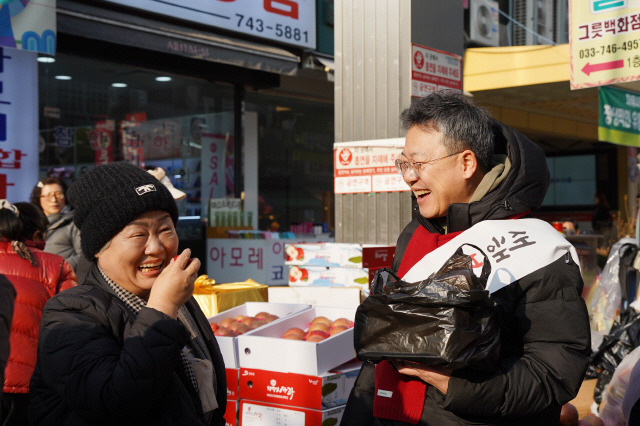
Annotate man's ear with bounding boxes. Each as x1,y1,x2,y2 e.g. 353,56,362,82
460,150,479,179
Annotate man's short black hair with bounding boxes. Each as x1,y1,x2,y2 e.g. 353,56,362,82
400,91,496,173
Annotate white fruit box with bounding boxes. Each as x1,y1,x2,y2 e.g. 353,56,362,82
288,265,369,289
208,302,311,368
236,306,357,376
239,400,345,426
268,286,366,310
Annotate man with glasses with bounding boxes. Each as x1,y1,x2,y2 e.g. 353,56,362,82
342,92,591,425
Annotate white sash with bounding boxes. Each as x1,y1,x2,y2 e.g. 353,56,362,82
401,218,580,294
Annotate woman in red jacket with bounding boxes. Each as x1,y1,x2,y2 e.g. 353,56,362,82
0,200,76,425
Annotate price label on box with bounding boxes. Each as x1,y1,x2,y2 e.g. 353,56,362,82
206,239,288,285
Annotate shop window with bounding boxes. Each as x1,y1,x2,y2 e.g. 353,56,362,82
245,92,334,234
543,154,597,206
38,53,234,217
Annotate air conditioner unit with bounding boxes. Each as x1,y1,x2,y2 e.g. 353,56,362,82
533,0,555,44
512,0,559,45
470,0,500,47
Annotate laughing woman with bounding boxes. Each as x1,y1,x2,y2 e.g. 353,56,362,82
29,162,227,426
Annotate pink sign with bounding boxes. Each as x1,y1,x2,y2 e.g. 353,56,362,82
411,43,462,97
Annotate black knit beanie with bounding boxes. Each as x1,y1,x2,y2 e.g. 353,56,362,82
67,161,179,259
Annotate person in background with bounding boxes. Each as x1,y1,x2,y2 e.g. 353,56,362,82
0,200,76,426
29,162,227,425
0,275,15,420
341,92,591,425
29,177,84,274
562,218,579,236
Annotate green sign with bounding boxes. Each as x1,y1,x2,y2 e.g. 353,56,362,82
599,85,640,147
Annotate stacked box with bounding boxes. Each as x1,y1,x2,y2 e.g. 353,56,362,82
239,361,361,410
284,243,364,267
239,400,346,426
285,243,395,291
224,400,238,426
287,265,369,290
226,368,239,401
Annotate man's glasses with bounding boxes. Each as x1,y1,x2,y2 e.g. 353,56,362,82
395,151,463,178
40,192,64,201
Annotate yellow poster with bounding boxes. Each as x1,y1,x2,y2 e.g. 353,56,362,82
570,0,640,89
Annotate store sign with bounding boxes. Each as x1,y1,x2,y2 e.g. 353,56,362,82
411,44,462,97
569,0,640,89
202,132,230,201
0,48,38,201
102,0,316,49
206,239,288,285
333,139,408,194
598,85,640,146
0,0,56,54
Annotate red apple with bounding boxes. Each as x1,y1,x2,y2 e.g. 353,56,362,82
228,321,245,332
308,322,330,333
559,403,578,426
283,333,304,340
310,316,331,327
332,318,353,328
254,311,271,320
306,334,326,342
579,414,604,426
283,327,306,339
241,316,258,327
234,324,251,335
220,317,237,329
329,325,349,336
263,314,279,323
214,327,237,337
307,329,330,339
209,322,219,332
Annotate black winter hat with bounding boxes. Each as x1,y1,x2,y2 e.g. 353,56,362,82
67,161,179,259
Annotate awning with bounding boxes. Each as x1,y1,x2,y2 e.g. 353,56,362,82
463,44,570,92
56,1,300,76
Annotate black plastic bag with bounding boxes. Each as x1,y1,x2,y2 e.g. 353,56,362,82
586,306,640,406
353,245,500,371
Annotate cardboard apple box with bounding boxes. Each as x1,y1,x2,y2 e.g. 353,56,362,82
239,400,345,426
238,360,361,410
224,400,238,426
285,243,395,270
288,265,370,291
362,245,395,269
236,306,357,376
208,302,311,368
284,243,364,267
226,368,239,401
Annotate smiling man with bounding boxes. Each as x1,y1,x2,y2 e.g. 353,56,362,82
342,92,591,425
29,162,227,426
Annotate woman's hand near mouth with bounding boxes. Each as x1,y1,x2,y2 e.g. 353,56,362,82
147,249,201,319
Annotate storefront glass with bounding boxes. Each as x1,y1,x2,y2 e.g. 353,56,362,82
38,53,335,233
245,91,334,233
38,52,234,217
